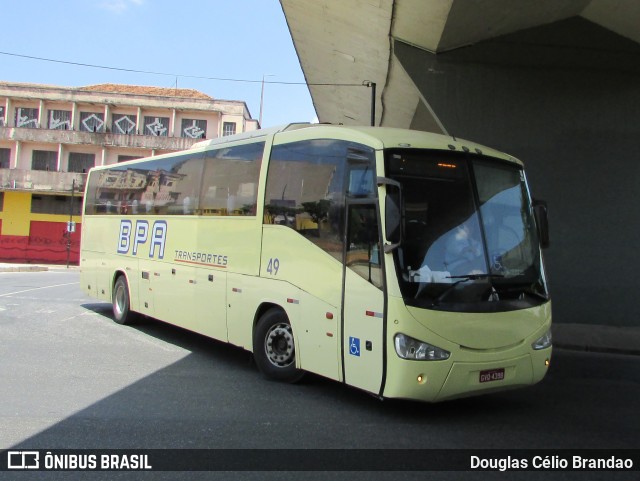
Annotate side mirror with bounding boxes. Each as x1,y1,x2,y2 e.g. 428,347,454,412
533,199,550,249
377,177,402,253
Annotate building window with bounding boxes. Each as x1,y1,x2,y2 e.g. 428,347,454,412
48,110,72,130
80,112,105,133
31,194,82,215
32,150,58,171
143,116,169,137
181,119,207,139
223,122,237,136
112,114,137,134
15,107,39,128
0,192,4,211
68,152,96,173
117,155,141,163
0,106,5,126
0,148,10,168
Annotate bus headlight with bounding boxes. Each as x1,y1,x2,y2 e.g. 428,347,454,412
531,329,552,350
394,333,450,361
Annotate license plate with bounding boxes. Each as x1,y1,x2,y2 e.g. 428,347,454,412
479,368,505,383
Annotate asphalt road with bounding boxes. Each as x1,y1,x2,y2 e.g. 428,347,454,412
0,270,638,480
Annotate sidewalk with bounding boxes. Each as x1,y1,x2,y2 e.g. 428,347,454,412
1,262,638,355
0,263,78,272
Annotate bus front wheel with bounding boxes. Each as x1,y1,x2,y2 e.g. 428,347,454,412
112,275,135,325
253,309,305,383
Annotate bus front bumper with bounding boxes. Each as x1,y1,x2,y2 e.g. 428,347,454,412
383,347,552,402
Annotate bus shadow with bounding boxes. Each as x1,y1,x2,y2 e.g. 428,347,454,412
82,301,256,371
7,305,623,454
81,302,533,421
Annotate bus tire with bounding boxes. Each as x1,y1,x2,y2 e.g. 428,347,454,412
253,308,305,383
112,275,136,325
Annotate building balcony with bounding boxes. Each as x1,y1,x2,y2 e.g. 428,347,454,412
0,168,86,194
0,125,202,152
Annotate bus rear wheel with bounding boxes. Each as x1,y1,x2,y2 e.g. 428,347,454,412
112,275,136,325
253,308,305,383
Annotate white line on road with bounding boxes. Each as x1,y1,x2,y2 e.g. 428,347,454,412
0,282,79,298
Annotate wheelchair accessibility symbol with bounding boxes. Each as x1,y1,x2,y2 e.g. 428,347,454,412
349,337,360,357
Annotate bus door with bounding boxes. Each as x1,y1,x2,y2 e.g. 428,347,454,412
342,201,385,395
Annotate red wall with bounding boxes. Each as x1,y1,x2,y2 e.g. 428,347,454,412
0,221,81,264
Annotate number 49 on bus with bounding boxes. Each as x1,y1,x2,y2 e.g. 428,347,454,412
266,258,280,276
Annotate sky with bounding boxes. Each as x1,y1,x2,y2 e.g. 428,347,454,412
0,0,316,128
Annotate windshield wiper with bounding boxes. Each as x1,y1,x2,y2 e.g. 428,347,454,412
447,274,504,281
431,274,504,306
502,285,549,302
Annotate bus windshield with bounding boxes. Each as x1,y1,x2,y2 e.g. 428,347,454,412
386,149,548,313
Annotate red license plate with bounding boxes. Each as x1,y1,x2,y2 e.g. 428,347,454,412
479,368,505,383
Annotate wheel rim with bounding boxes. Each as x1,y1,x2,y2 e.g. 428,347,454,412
114,283,126,318
264,322,295,368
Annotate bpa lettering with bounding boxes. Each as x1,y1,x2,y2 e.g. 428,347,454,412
118,220,167,259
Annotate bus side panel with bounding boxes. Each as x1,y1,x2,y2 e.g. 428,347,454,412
227,272,261,350
81,216,116,302
193,266,227,342
260,225,343,381
80,216,105,301
133,258,228,342
137,258,155,317
225,273,341,382
79,251,98,299
152,258,195,328
80,216,142,311
291,291,341,381
260,225,343,314
194,216,261,343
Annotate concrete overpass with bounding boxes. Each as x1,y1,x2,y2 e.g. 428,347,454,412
281,0,640,328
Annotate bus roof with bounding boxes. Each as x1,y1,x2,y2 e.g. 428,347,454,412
190,123,313,149
193,124,520,165
91,124,520,173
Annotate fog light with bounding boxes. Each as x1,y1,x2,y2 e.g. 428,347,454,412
545,359,550,367
417,374,424,383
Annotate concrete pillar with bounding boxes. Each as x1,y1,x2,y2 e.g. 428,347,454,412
14,141,22,169
71,102,79,131
39,100,45,129
1,98,8,126
137,107,142,135
10,141,19,169
57,144,64,171
170,108,177,137
5,98,13,127
104,104,111,133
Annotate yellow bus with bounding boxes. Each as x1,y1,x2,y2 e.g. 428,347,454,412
80,124,552,402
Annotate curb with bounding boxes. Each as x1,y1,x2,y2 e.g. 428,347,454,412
0,265,49,273
552,323,640,356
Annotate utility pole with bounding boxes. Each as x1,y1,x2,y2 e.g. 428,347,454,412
259,74,275,128
363,81,376,126
66,179,75,268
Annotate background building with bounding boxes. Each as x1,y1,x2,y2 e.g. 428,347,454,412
0,81,257,264
281,0,640,329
